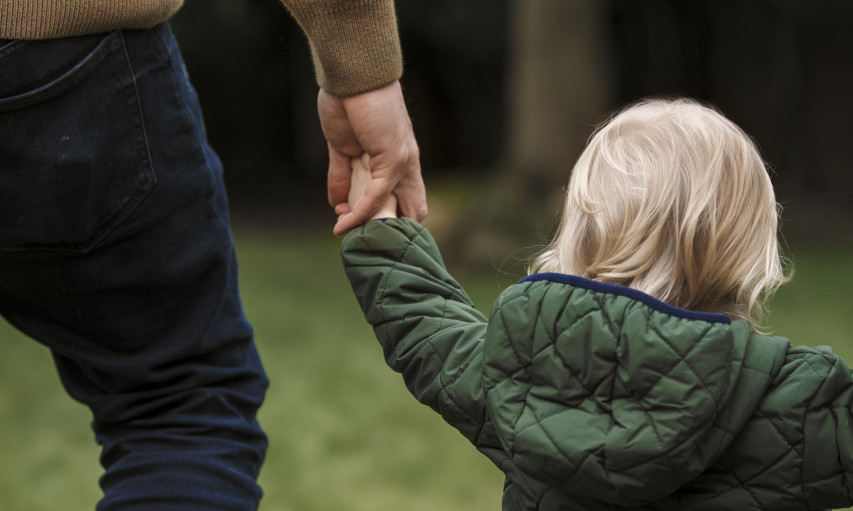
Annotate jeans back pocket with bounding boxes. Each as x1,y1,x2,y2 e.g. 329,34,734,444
0,30,156,252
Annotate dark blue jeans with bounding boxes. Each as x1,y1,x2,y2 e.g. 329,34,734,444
0,23,268,510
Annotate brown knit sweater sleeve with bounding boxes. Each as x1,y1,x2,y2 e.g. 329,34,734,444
282,0,403,97
0,0,403,97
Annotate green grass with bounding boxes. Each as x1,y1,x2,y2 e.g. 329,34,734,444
0,228,850,510
767,246,853,358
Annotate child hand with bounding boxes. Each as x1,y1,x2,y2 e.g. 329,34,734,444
337,153,398,224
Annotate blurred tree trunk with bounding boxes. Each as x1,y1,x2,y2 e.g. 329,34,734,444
443,0,614,271
507,0,612,183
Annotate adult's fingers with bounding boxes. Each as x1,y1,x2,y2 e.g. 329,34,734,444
333,178,394,236
394,168,428,222
327,144,355,209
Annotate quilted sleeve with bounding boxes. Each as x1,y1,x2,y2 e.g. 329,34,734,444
340,218,490,444
713,345,853,510
794,346,853,509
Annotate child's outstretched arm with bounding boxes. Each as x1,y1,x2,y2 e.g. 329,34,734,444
339,211,499,453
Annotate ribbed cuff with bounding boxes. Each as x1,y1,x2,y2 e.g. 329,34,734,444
0,0,183,39
284,0,403,97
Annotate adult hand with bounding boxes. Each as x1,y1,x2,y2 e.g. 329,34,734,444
318,80,427,236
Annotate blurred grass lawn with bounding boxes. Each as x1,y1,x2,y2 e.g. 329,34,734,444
0,225,850,510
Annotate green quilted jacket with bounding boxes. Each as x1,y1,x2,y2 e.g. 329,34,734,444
341,218,853,511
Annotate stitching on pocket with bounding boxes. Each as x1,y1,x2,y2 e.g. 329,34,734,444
0,30,157,253
0,32,122,113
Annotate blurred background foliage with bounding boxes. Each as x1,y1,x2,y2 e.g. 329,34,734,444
171,0,853,262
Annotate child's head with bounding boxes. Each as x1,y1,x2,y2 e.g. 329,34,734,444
531,98,788,325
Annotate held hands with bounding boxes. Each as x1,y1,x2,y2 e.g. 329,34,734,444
319,80,426,236
347,154,398,221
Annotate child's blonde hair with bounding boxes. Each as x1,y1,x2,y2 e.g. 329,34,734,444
530,98,788,325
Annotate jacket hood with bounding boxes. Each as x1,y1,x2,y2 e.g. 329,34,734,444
482,273,789,507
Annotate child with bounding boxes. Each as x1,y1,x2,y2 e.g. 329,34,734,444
339,99,853,510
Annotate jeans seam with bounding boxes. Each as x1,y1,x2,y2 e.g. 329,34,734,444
153,24,218,201
119,30,158,194
76,30,157,254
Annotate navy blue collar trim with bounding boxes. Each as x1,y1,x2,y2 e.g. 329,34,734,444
519,273,731,324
